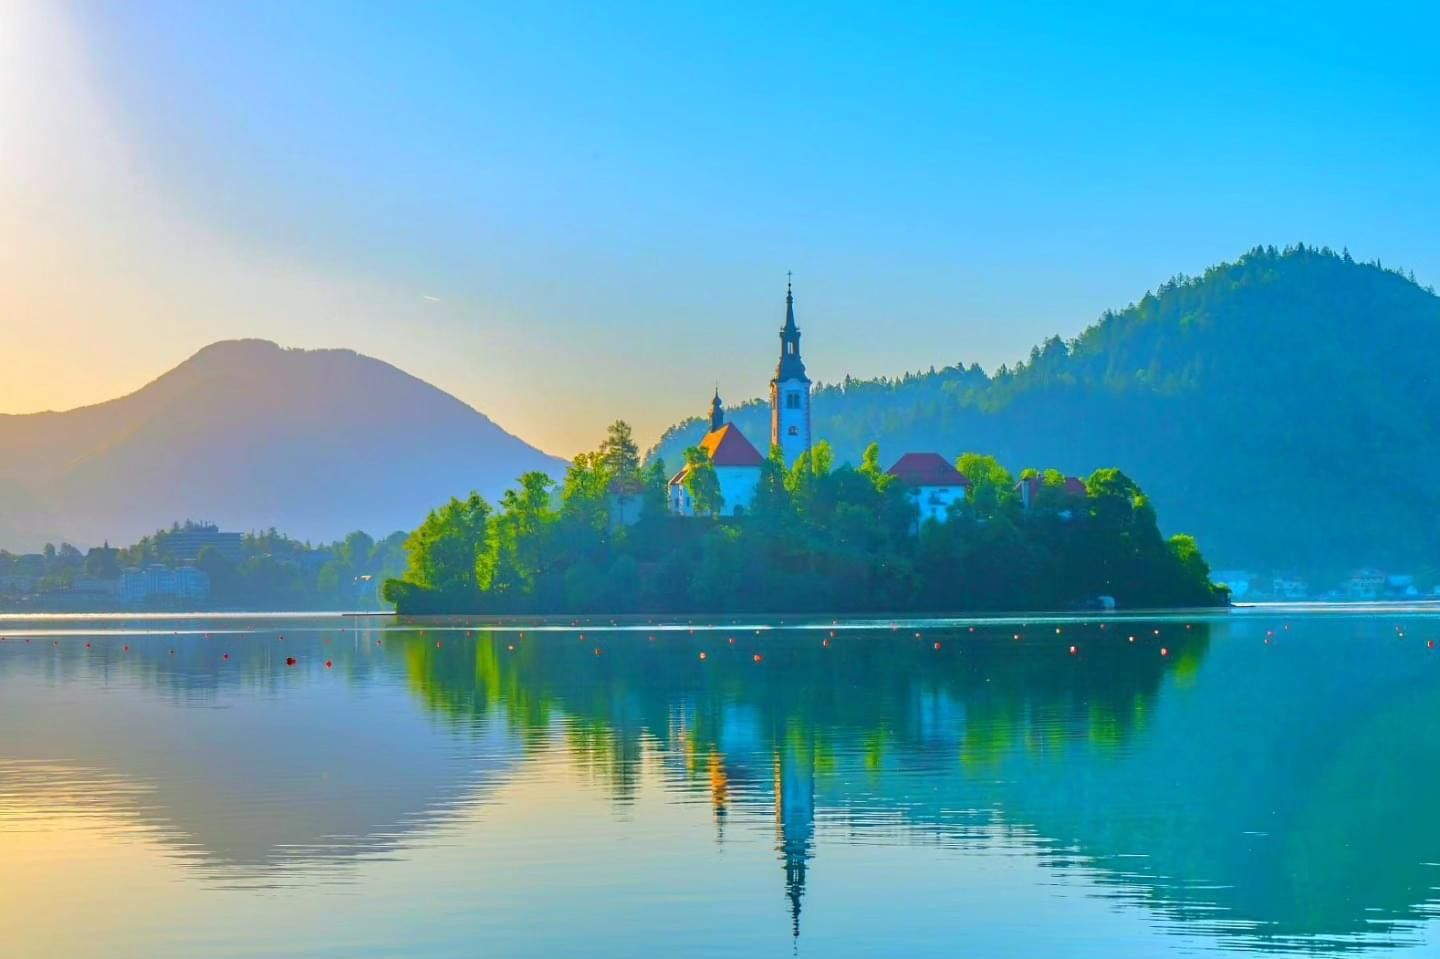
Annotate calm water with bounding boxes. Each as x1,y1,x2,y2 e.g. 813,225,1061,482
2,610,1439,958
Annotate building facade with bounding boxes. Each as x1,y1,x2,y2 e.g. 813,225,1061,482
886,453,971,530
120,564,212,606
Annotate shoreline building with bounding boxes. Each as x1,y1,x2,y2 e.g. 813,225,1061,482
769,279,812,466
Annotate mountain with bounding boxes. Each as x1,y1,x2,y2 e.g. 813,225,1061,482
651,246,1440,577
0,339,565,549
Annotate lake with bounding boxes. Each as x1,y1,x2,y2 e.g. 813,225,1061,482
2,609,1438,958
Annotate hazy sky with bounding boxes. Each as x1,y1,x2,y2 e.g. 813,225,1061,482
4,1,1437,455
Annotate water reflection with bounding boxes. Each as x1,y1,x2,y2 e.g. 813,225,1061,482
1,613,1437,957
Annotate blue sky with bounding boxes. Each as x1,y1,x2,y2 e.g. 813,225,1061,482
5,1,1437,453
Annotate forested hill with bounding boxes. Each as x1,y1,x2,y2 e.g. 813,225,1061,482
650,246,1440,576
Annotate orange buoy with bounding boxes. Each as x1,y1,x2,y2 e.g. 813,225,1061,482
933,642,942,651
822,638,830,648
753,653,763,663
285,656,297,666
1160,647,1169,657
324,659,333,668
1068,645,1078,655
222,653,229,661
699,651,708,661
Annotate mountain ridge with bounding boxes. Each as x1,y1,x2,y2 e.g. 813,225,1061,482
0,339,565,549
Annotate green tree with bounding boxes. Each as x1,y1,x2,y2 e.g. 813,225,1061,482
383,492,492,612
599,420,641,483
682,446,724,517
957,452,1015,520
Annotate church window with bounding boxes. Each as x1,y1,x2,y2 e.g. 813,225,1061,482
786,392,801,409
788,425,798,436
786,342,795,355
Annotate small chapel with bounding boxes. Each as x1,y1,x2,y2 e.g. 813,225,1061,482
668,281,812,517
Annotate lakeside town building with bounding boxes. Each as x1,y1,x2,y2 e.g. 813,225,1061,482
119,564,211,605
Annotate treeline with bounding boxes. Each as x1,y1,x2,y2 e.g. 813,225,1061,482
384,423,1224,615
0,522,408,610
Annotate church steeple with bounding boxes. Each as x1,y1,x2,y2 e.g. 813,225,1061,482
770,274,812,465
710,386,725,432
774,275,808,383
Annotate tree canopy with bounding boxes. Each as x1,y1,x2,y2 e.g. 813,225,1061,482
385,423,1223,615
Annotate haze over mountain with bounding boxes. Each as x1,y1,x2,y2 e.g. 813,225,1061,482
0,340,564,550
653,246,1440,577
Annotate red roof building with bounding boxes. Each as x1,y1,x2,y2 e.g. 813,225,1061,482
886,453,971,529
667,420,765,517
886,452,970,489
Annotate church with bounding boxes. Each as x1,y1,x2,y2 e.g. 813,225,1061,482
668,281,812,516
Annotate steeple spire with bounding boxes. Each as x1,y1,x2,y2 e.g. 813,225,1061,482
710,386,725,432
783,271,796,333
774,277,807,382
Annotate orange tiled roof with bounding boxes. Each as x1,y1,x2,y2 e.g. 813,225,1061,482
698,423,765,467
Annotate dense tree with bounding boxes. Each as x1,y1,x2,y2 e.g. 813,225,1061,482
382,493,491,613
385,430,1224,615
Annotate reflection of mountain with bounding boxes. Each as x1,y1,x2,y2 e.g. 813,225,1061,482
0,625,521,877
395,620,1440,953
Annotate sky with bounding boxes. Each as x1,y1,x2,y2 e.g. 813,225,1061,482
3,1,1438,456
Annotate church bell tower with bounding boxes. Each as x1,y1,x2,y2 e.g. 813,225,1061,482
769,277,812,465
